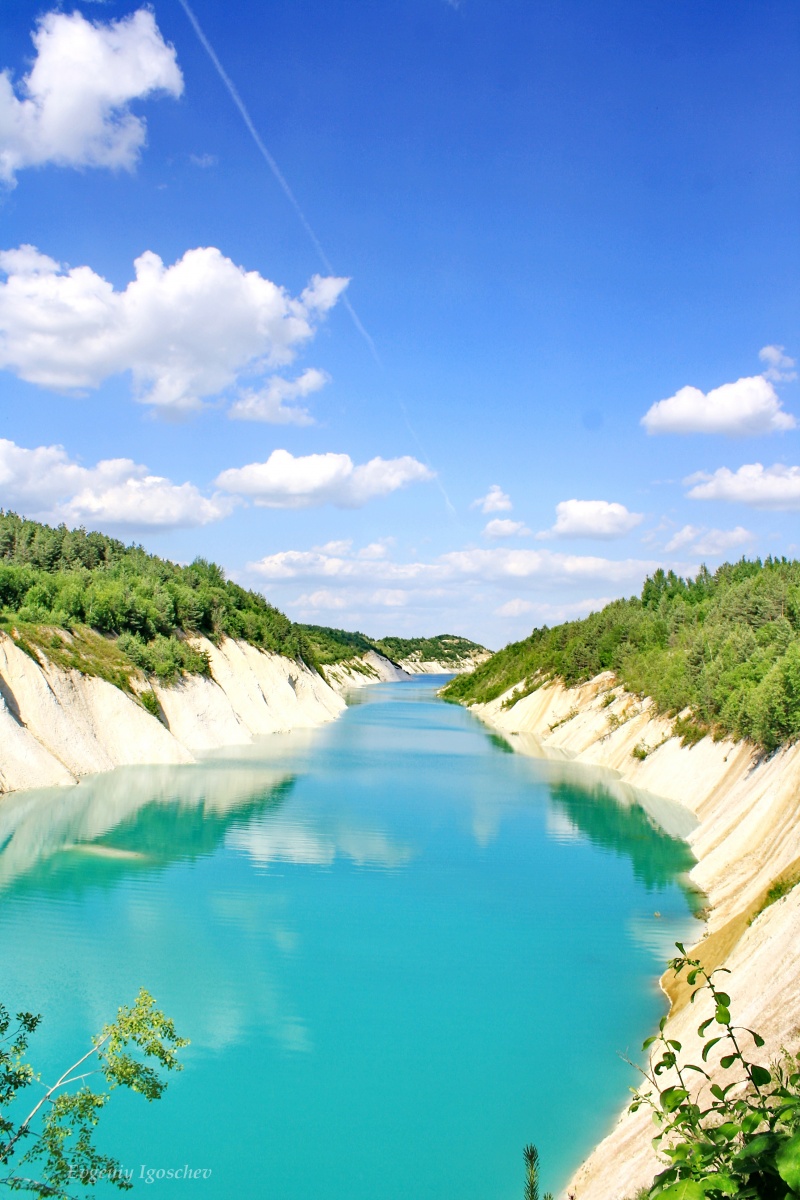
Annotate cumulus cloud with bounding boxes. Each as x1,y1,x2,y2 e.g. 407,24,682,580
642,374,795,436
483,518,530,539
0,438,232,530
215,450,433,509
472,485,512,513
537,499,643,540
0,245,347,413
759,345,797,383
686,463,800,510
665,523,754,556
228,368,329,425
0,9,182,185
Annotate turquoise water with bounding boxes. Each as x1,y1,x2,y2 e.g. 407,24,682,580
0,680,698,1198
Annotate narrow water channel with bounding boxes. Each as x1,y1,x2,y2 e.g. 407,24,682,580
0,680,699,1198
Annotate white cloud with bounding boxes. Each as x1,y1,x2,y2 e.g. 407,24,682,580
0,245,347,413
495,598,535,617
537,499,643,540
249,541,658,587
495,596,614,621
686,463,800,510
665,523,753,556
228,368,329,425
0,437,232,530
0,9,182,186
759,345,797,383
664,524,703,552
483,518,530,539
189,153,217,169
472,485,512,513
215,450,433,509
642,375,795,436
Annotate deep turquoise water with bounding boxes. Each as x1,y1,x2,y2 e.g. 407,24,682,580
0,680,699,1198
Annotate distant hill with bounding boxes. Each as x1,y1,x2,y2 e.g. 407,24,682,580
444,558,800,751
298,626,489,673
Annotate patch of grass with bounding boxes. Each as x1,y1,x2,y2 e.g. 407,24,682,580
19,623,137,691
549,706,578,732
631,742,649,761
672,713,709,747
750,870,800,924
138,689,163,721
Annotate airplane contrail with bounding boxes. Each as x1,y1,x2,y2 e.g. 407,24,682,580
175,0,380,366
175,0,456,516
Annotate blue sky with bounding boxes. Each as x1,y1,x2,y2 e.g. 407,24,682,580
0,0,798,648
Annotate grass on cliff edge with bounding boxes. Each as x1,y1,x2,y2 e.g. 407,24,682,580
443,557,800,752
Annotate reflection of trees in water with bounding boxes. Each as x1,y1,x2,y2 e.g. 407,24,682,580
548,779,697,894
94,777,295,863
0,771,295,899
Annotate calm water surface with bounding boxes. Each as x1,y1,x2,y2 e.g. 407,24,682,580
0,680,698,1198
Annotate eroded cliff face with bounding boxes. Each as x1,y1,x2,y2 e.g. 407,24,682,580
470,674,800,1199
322,649,414,693
0,631,345,794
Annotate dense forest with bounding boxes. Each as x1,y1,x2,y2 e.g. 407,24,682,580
444,559,800,752
0,511,313,683
0,512,481,690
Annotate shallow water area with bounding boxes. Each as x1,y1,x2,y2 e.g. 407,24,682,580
0,679,699,1197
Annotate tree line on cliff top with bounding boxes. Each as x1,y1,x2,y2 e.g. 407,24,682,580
444,557,800,752
0,512,481,688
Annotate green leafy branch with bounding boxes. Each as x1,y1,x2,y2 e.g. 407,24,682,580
0,990,188,1198
629,943,800,1199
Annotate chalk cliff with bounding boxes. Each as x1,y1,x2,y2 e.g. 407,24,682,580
0,631,345,795
469,673,800,1199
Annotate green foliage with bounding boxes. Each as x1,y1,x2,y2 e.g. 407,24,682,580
0,989,187,1197
296,624,376,666
373,633,487,666
522,1144,554,1200
630,945,800,1198
445,558,800,750
138,690,162,720
297,625,487,669
0,511,318,682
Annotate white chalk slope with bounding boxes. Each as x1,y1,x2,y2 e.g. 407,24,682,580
0,632,345,794
471,672,800,1200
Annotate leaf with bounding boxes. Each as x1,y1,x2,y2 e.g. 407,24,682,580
719,1054,738,1069
734,1133,774,1161
698,1018,714,1038
661,1086,690,1113
716,1005,731,1025
750,1065,772,1087
714,992,731,1007
655,1181,707,1200
702,1037,722,1062
698,1173,739,1195
776,1131,800,1190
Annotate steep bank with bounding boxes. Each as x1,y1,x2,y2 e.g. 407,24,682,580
0,630,344,795
468,674,800,1198
322,649,414,692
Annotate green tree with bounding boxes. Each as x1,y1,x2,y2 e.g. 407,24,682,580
1,990,188,1197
